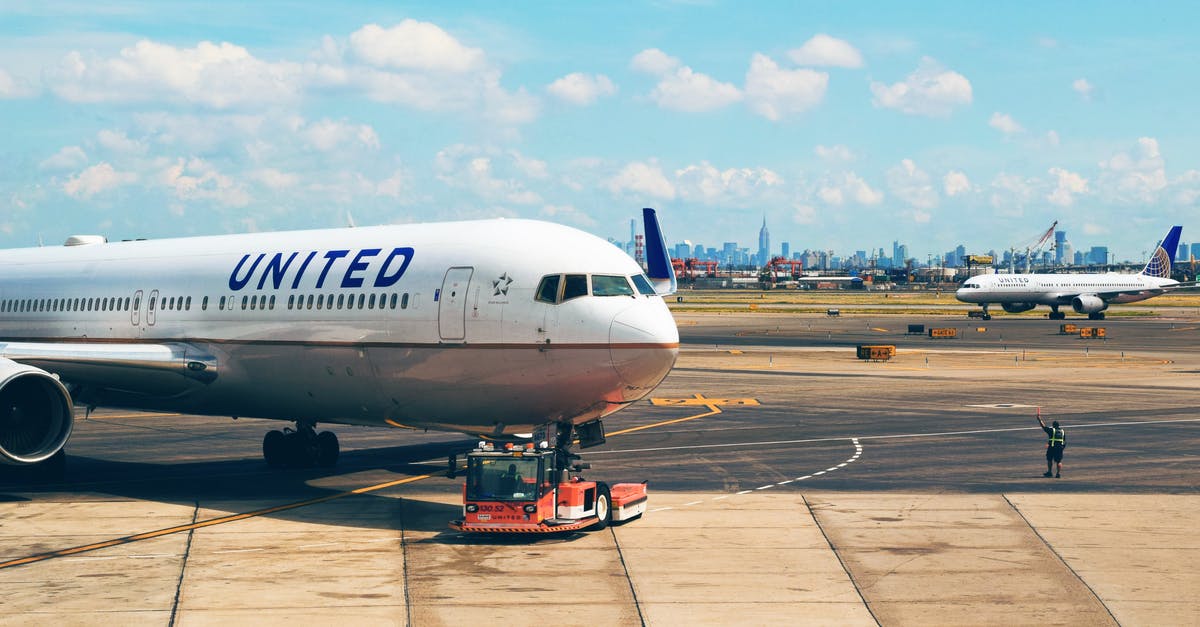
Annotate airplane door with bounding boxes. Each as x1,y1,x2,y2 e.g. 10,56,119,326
438,267,473,341
147,289,158,326
131,290,143,326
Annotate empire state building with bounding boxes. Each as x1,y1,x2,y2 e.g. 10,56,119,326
757,215,770,266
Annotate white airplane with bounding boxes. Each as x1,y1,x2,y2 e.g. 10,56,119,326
955,226,1186,320
0,208,679,474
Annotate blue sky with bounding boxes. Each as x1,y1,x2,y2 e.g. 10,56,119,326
1,1,1198,262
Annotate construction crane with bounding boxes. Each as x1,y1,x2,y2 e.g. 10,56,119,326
1009,220,1057,273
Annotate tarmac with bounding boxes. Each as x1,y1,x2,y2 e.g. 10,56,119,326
2,311,1199,625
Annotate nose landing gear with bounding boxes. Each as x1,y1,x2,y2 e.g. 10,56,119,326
263,422,339,468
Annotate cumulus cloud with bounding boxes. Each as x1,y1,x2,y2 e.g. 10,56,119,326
1047,166,1088,207
63,162,137,198
47,40,302,108
743,53,827,120
869,57,972,117
40,146,89,171
886,159,938,209
630,48,680,75
1072,78,1094,100
160,158,250,207
989,172,1036,216
349,20,485,73
814,144,854,162
818,172,883,206
787,34,864,68
944,170,971,196
1097,137,1167,204
675,161,782,203
540,203,597,227
988,112,1023,136
291,117,380,152
251,168,300,190
97,129,147,155
0,68,36,98
434,144,543,205
546,72,616,105
631,48,740,112
607,160,676,200
792,203,817,225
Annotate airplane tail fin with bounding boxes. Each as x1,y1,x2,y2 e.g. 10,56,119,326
1141,225,1183,278
642,207,677,295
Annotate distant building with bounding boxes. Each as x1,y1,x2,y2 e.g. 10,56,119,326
1191,242,1200,262
1074,250,1085,265
1055,230,1066,264
757,216,770,266
1087,246,1109,265
781,241,790,260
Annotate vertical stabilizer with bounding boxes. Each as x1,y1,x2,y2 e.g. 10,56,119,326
1141,226,1183,278
642,207,677,295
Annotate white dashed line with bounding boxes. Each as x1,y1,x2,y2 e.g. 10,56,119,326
650,507,673,513
684,500,702,506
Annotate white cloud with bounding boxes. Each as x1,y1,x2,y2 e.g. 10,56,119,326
63,162,137,198
540,204,597,227
792,203,817,225
943,170,971,196
1097,137,1167,204
1082,223,1108,236
0,68,36,98
630,48,680,75
251,168,299,190
988,112,1023,135
348,21,484,73
97,129,147,155
295,118,381,152
675,161,782,203
869,57,972,117
375,169,408,199
818,172,882,206
40,146,88,171
787,34,864,68
47,40,302,108
160,158,250,207
743,53,827,120
546,72,616,105
908,209,932,224
814,144,854,162
989,172,1035,216
1046,130,1060,146
1072,78,1094,100
434,144,543,205
648,66,741,113
886,159,938,209
607,160,676,200
1047,166,1088,207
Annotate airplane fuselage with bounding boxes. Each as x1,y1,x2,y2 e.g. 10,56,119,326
0,219,679,437
955,272,1175,307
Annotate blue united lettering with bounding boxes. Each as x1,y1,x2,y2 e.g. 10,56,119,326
229,247,415,291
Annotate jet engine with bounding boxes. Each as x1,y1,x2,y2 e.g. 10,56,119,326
1071,295,1108,314
1001,302,1037,313
0,358,74,465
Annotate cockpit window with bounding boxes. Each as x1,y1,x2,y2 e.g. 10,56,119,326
632,274,657,296
535,274,561,303
592,275,634,296
562,274,588,301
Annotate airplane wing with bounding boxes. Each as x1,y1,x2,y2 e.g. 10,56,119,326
0,341,218,397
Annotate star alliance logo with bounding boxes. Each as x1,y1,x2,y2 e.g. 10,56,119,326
492,272,513,296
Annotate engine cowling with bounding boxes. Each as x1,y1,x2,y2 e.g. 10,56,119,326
0,358,74,465
1001,302,1037,313
1071,295,1108,314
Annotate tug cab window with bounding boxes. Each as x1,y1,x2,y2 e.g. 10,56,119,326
535,274,560,303
562,274,588,301
592,275,634,296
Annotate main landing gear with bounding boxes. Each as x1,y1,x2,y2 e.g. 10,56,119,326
262,422,339,468
980,304,991,320
1049,306,1066,320
1088,312,1106,320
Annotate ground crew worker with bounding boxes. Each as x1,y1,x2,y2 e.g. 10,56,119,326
1037,414,1066,478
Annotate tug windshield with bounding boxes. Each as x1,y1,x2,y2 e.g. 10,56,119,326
466,456,543,501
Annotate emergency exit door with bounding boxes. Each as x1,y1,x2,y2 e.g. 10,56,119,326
438,267,473,341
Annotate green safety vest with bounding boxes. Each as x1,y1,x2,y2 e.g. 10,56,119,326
1048,427,1065,447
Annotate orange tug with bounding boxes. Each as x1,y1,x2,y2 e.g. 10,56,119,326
449,441,648,533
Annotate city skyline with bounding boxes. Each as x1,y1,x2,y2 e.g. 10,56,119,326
1,3,1198,259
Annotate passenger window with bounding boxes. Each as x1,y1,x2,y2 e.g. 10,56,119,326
401,293,409,309
269,295,275,310
307,295,314,309
562,274,588,301
592,275,635,296
535,275,561,303
241,296,248,310
326,294,334,309
368,294,376,309
337,294,344,309
357,294,365,309
186,296,192,310
250,296,257,310
390,293,398,309
632,274,657,295
203,296,209,311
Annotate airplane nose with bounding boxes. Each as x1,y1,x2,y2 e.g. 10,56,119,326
609,301,679,399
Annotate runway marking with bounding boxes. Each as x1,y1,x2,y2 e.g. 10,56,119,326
609,395,736,437
697,437,864,506
88,412,181,420
0,473,432,571
966,403,1039,409
649,395,759,407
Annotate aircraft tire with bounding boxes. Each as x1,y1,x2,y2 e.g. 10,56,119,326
315,431,339,467
263,430,287,467
591,483,612,531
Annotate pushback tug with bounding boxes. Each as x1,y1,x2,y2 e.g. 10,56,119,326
449,430,647,533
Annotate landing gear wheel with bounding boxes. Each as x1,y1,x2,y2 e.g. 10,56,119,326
1049,311,1065,320
263,430,286,467
982,313,991,320
1088,312,1106,320
592,482,612,530
315,431,339,467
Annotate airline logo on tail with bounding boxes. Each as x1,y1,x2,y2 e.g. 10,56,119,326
1141,225,1182,279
